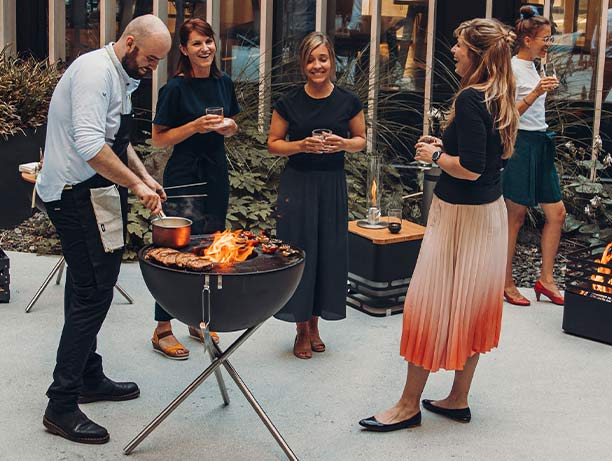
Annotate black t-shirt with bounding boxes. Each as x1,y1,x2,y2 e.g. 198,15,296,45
153,74,240,158
436,88,504,205
274,85,363,171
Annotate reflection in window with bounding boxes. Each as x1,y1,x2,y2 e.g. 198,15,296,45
66,0,101,63
326,0,371,86
272,0,316,83
601,2,612,104
166,0,207,77
550,0,601,101
377,0,429,160
116,0,153,39
220,1,260,82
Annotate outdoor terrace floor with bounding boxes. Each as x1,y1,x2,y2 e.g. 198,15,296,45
1,251,611,460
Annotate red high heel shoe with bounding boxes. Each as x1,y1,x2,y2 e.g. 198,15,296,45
503,289,531,306
534,280,564,305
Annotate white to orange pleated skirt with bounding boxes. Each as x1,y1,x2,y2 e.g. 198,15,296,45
400,195,508,372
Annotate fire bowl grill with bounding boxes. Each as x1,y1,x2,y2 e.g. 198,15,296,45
138,236,305,331
127,236,306,460
563,245,612,345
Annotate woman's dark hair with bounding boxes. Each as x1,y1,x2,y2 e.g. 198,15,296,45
176,18,222,79
515,5,551,51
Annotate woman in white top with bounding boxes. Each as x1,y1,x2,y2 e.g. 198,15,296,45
502,6,565,306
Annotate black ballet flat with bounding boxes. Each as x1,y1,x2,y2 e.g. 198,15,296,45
422,399,471,423
358,411,421,432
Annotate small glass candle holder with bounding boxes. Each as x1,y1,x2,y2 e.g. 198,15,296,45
387,208,402,234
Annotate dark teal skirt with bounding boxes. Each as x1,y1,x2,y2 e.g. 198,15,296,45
502,130,562,207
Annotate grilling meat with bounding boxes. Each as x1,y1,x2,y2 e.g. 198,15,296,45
146,247,213,271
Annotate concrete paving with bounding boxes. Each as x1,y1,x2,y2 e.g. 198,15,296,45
1,250,611,461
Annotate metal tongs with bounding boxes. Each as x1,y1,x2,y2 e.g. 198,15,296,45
164,181,208,200
150,210,167,222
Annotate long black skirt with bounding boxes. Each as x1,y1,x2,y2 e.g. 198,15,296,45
274,166,348,323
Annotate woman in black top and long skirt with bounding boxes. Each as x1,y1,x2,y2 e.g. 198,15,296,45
150,19,240,360
268,32,366,359
360,18,519,431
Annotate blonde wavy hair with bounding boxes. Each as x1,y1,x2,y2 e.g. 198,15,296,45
447,18,519,159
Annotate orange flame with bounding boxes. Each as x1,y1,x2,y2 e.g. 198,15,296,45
371,179,377,206
591,242,612,295
203,230,255,264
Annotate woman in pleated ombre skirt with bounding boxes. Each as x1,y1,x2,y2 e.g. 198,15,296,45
360,18,520,432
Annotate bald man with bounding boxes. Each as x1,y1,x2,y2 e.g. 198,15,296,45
37,15,171,444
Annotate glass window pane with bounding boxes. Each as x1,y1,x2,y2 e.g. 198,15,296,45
219,1,260,82
600,1,611,155
378,0,429,158
432,0,486,110
272,0,316,83
326,0,371,87
16,0,48,59
602,1,612,105
66,0,101,63
166,0,208,77
550,0,601,102
116,1,154,139
116,0,153,39
493,1,544,26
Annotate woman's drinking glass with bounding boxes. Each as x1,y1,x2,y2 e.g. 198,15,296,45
540,62,556,78
312,129,332,153
206,107,224,125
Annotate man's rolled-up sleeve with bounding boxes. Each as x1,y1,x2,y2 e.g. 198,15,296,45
70,65,112,161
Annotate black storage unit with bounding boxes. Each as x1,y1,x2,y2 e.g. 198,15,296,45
348,233,421,282
0,248,9,303
563,245,612,345
347,220,424,316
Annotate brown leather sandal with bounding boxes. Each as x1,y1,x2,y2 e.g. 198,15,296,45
152,330,190,360
310,337,326,353
188,326,219,345
293,335,312,359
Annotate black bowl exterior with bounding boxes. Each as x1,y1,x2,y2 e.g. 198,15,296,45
139,245,305,332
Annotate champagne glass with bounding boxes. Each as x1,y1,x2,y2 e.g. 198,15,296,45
206,107,224,126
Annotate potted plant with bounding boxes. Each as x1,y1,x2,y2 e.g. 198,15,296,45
0,47,62,228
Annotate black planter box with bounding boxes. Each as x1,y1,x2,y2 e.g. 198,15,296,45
348,233,422,282
563,246,612,345
0,126,46,229
0,248,9,303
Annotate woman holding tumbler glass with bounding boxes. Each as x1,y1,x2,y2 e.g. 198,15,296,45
268,32,366,359
502,6,565,307
360,18,519,431
150,18,240,359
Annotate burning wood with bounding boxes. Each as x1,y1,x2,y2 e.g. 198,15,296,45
591,242,612,295
200,230,256,264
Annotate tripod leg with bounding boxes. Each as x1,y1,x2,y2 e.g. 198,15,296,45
218,351,298,461
114,283,134,304
25,256,66,313
55,261,65,285
123,325,261,455
201,325,230,405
